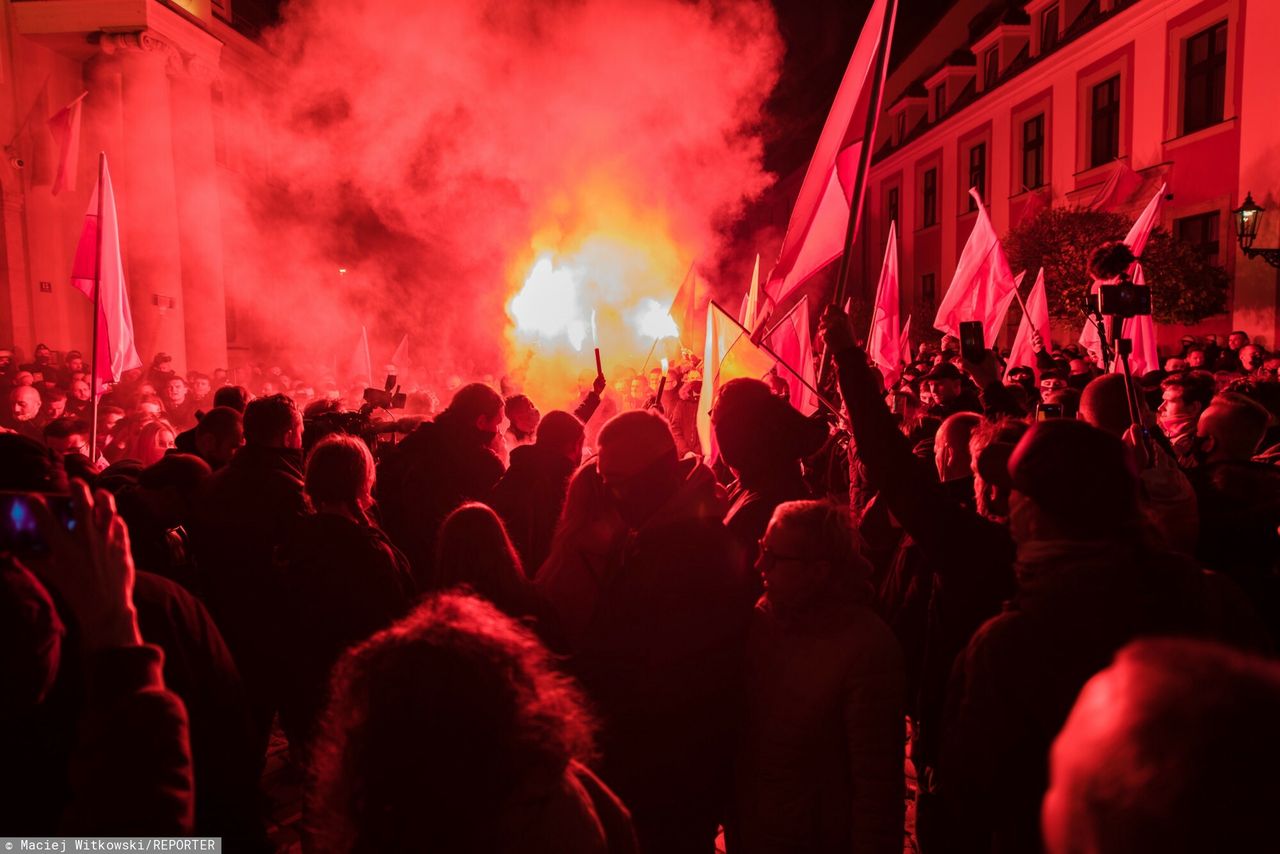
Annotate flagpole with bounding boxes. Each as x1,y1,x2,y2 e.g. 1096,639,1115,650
88,152,105,458
831,0,897,310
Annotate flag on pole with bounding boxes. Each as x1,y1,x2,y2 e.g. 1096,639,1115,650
1006,269,1050,377
668,263,708,356
866,221,901,386
738,254,762,330
1116,183,1166,376
48,92,87,196
898,314,912,362
768,297,819,415
697,302,778,459
1088,160,1144,211
934,189,1019,344
390,334,410,373
349,326,372,385
70,153,140,395
763,0,897,312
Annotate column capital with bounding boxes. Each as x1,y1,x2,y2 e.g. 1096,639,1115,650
96,30,220,83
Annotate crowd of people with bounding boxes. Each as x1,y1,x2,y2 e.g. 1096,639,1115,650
2,268,1280,852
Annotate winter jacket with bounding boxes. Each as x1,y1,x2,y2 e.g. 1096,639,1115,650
492,443,578,576
567,458,756,854
941,539,1269,853
732,599,905,854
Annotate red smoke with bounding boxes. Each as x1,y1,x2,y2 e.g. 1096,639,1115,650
224,0,782,404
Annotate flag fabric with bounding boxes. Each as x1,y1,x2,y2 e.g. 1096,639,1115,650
767,297,819,416
934,189,1019,345
668,263,709,356
1115,183,1166,376
390,334,410,373
763,0,897,311
1016,188,1049,226
1006,269,1050,377
1088,160,1144,211
697,302,778,459
349,326,372,385
739,254,762,330
866,221,901,386
48,92,86,196
898,314,912,363
70,154,140,395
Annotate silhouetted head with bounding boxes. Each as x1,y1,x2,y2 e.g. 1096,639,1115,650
243,394,302,450
306,433,376,514
712,378,826,481
1044,638,1280,854
534,410,585,464
597,410,680,528
432,503,528,616
758,500,873,622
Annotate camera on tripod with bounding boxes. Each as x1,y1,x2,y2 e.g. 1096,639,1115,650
1088,241,1151,319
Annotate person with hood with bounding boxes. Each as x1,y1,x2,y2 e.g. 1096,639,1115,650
491,409,586,575
941,419,1269,853
711,378,826,557
556,410,757,854
376,382,506,583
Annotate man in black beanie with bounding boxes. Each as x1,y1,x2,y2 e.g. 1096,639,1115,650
940,419,1269,854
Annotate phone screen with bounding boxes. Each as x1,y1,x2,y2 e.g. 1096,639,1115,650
0,492,75,557
1036,403,1064,421
960,321,985,363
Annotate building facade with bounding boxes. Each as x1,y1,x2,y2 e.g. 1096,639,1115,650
0,0,274,374
856,0,1280,350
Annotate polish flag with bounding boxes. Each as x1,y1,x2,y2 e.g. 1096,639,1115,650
1115,183,1166,376
1088,161,1144,211
866,221,901,386
738,254,762,330
349,326,372,385
48,92,87,196
1006,269,1051,377
668,263,709,356
763,0,897,313
898,314,912,363
697,301,779,459
934,189,1019,345
390,334,410,373
70,153,140,395
767,296,819,415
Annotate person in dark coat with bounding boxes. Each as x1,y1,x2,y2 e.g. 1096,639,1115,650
919,362,981,419
376,382,506,583
190,393,307,756
277,434,415,759
941,420,1269,854
711,378,826,557
491,409,585,575
732,500,905,854
553,411,757,854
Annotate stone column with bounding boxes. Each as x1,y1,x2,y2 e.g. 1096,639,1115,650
98,32,189,373
170,55,228,373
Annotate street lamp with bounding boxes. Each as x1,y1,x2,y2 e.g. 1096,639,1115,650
1232,192,1280,268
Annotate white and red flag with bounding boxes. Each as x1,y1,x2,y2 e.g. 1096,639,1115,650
48,91,87,196
738,254,762,331
70,153,140,395
762,0,897,316
390,334,410,373
1006,269,1051,377
668,263,709,356
934,189,1019,345
898,314,912,362
1088,160,1143,211
768,297,819,416
348,325,372,385
866,221,902,386
696,302,779,460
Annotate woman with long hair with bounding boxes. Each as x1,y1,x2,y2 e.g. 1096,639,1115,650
309,593,637,853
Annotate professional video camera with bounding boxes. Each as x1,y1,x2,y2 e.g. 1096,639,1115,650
1089,241,1151,319
303,373,412,456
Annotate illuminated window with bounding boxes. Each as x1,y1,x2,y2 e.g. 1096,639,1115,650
1183,21,1227,134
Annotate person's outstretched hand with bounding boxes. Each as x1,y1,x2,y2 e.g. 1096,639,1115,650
1030,329,1045,353
819,305,856,355
593,371,607,396
30,481,141,653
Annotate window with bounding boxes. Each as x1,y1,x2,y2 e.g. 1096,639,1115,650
934,85,946,120
1090,75,1121,167
921,274,937,310
922,168,938,227
1175,211,1221,266
887,187,899,227
984,48,999,89
1042,4,1060,52
1183,21,1227,134
1023,114,1045,190
968,143,987,210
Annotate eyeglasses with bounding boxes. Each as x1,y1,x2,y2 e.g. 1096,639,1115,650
757,540,812,564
